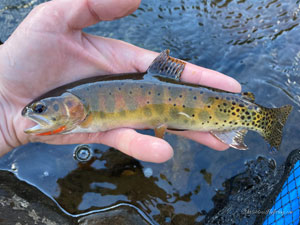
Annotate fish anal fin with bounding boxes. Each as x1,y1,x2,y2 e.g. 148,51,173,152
211,129,248,150
242,92,255,102
147,49,186,80
154,124,168,139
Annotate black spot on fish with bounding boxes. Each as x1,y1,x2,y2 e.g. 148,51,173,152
53,104,59,111
215,122,218,125
179,95,182,98
241,116,245,120
223,103,227,106
209,116,212,119
51,117,56,121
192,114,195,117
183,105,186,108
193,96,197,100
99,84,102,88
215,97,219,100
245,111,250,115
147,101,150,104
168,98,172,101
129,91,132,94
148,91,151,95
247,116,251,119
109,92,112,95
232,112,236,116
86,87,89,91
140,85,144,88
226,97,231,100
239,104,244,107
118,87,121,91
231,107,235,110
234,122,238,125
173,104,176,106
121,82,124,86
168,87,171,90
232,102,236,105
224,120,227,122
189,88,192,91
200,91,204,94
207,105,211,108
157,93,160,96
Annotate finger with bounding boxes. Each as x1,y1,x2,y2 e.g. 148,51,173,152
180,65,241,93
97,128,173,163
168,130,229,151
29,128,174,163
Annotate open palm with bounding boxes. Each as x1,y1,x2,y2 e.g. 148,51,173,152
0,0,241,162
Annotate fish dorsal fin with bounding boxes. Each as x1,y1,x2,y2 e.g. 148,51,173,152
211,129,248,150
147,49,186,80
242,92,255,102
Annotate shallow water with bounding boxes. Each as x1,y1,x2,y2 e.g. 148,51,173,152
0,0,299,224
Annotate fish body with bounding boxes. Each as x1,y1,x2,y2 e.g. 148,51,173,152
22,50,292,150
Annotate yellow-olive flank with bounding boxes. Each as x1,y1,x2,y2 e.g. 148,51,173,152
22,50,292,150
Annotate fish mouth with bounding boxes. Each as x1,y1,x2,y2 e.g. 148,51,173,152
22,110,54,134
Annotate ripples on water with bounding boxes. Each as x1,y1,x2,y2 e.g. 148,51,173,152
0,0,300,224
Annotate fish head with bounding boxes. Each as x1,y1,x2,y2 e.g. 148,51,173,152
22,93,87,135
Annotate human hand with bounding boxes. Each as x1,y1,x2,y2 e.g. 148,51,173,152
0,0,241,162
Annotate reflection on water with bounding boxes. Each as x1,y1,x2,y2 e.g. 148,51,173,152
0,0,300,224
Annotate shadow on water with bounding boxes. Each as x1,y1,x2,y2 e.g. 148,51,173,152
0,0,300,224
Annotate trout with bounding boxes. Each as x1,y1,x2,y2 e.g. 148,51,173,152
22,50,292,150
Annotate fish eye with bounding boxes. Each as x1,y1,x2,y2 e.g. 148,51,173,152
33,103,47,114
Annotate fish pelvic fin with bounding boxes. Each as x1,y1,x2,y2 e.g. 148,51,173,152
260,105,292,151
147,50,186,80
211,129,248,150
154,124,168,139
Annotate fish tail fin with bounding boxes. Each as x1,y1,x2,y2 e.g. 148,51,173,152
260,105,292,151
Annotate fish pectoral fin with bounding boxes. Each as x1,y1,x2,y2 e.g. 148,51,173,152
147,49,186,80
242,92,255,102
211,129,248,150
154,124,168,139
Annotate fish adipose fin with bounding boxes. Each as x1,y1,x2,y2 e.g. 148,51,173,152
261,105,292,151
242,92,255,102
211,129,248,150
147,49,186,80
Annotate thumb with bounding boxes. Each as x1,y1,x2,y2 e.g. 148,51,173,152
66,0,141,29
